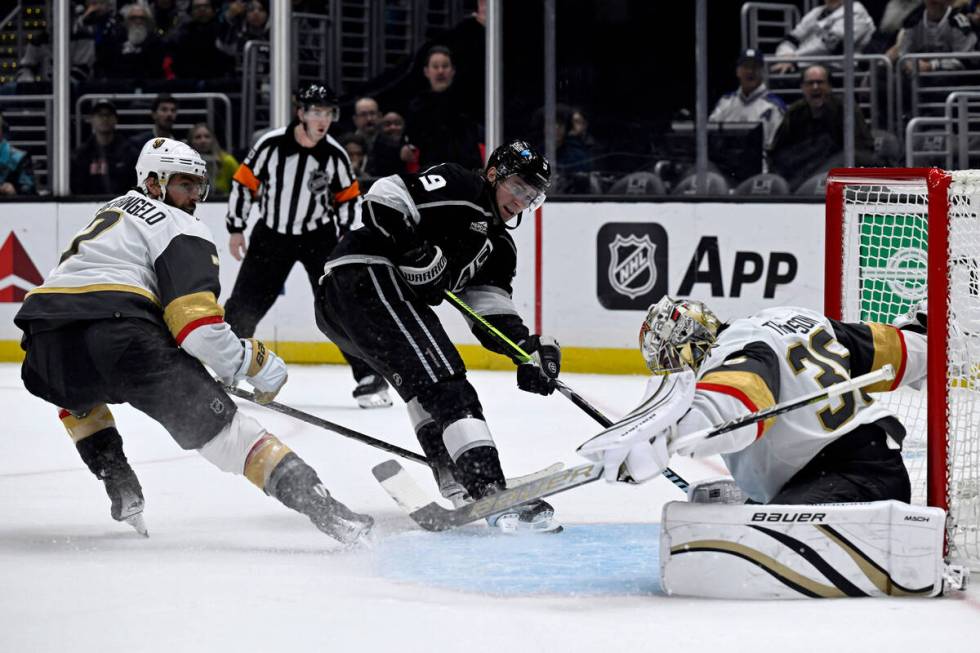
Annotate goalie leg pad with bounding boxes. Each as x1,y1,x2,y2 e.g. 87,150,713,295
197,411,279,483
660,500,947,599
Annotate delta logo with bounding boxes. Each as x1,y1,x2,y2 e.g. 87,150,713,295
0,232,44,302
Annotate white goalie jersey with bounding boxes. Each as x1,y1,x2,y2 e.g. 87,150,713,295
15,190,247,382
673,306,927,503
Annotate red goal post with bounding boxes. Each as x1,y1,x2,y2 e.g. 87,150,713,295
825,168,979,569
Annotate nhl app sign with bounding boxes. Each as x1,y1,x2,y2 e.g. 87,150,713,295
596,222,668,309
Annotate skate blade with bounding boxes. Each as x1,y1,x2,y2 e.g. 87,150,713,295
356,392,393,409
489,514,563,535
123,513,149,537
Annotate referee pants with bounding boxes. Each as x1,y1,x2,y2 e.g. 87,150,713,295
224,221,374,381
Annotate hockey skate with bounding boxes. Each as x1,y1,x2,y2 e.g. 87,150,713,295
353,374,393,409
100,463,148,537
306,484,375,545
486,499,563,534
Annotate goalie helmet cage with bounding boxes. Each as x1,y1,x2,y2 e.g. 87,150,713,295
825,167,980,571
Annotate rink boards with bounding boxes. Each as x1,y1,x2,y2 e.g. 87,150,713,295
0,200,824,373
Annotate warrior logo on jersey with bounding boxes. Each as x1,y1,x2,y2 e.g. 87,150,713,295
308,169,330,194
596,223,669,310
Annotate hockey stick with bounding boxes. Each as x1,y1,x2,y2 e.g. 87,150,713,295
225,385,429,465
443,289,690,491
372,364,896,531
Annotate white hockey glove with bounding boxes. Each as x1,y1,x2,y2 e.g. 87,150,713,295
236,338,288,404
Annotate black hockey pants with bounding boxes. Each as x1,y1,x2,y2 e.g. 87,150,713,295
224,221,374,381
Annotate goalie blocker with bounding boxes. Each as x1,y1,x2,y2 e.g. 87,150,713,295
659,500,967,599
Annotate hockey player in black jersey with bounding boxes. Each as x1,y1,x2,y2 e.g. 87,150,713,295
15,138,373,544
315,140,563,532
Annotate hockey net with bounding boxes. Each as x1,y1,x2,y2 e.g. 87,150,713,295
826,168,980,570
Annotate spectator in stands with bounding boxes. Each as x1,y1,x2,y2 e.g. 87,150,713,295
151,0,188,40
342,134,370,184
127,94,179,152
367,111,412,178
96,1,166,81
186,122,239,197
218,0,270,58
169,0,236,80
769,64,876,189
771,0,876,74
0,112,37,197
710,49,786,149
351,97,381,149
403,46,483,170
559,108,596,175
866,0,921,53
71,99,134,196
887,0,977,72
71,0,117,82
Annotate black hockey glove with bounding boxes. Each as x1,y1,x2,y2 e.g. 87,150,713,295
516,335,561,396
398,244,450,306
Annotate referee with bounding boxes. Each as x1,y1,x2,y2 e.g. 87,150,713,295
225,83,391,408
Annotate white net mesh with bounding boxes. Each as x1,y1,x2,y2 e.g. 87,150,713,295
837,171,980,570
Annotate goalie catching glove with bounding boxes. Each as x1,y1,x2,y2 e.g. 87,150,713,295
398,243,449,306
516,335,561,395
235,338,288,404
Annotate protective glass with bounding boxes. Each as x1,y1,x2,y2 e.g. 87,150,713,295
499,174,547,213
167,176,210,202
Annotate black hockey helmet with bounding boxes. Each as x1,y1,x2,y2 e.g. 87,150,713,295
485,140,551,224
296,83,339,109
487,140,552,195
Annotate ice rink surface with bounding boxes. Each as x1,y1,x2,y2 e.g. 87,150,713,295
1,363,978,652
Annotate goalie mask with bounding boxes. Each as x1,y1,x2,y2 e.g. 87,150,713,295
639,295,721,375
135,137,210,202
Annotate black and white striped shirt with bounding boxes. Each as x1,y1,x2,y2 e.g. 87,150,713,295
226,121,361,235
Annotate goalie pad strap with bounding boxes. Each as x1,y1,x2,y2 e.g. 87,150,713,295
660,500,946,599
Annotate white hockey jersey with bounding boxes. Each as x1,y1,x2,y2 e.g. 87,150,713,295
675,306,927,503
16,190,246,382
709,83,786,148
775,2,875,57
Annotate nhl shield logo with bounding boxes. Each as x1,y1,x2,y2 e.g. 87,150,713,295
308,169,330,194
608,234,658,299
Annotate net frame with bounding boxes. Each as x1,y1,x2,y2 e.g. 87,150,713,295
825,167,980,568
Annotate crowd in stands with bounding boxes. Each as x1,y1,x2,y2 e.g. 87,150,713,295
7,0,980,198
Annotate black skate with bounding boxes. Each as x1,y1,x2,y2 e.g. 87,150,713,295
100,464,147,537
307,484,375,545
353,375,393,409
486,499,563,534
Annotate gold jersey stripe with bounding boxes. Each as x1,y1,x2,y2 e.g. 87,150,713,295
60,404,116,443
867,323,906,392
27,283,160,305
671,539,847,598
244,434,292,490
163,291,225,341
699,369,777,434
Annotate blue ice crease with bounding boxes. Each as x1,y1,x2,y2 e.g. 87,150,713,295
374,523,664,596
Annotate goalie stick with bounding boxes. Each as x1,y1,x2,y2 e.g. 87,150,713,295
443,289,690,491
372,364,896,532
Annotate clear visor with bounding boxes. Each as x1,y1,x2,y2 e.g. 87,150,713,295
303,105,341,121
167,175,210,202
499,174,547,214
